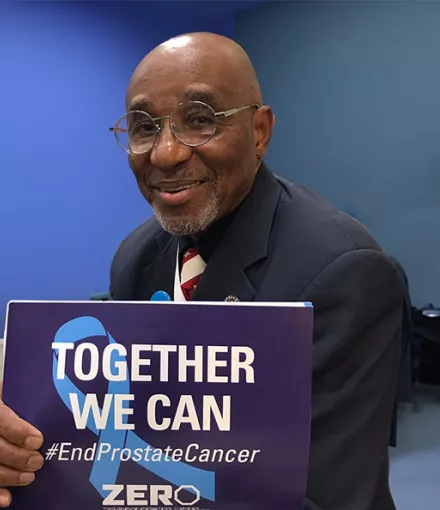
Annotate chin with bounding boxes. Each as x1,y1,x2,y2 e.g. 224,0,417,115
153,205,219,237
161,223,201,236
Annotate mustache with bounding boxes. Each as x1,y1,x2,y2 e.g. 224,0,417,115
146,167,216,186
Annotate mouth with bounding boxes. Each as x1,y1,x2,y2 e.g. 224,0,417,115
154,180,204,194
151,180,206,206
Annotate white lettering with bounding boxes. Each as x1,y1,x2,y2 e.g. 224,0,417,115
74,343,99,381
225,449,236,462
203,395,231,431
231,346,255,383
175,486,200,506
152,345,177,382
207,346,229,383
103,344,127,381
70,393,111,430
185,443,198,462
102,485,198,506
71,447,82,461
114,394,135,430
102,484,124,505
52,343,256,383
131,345,152,382
83,443,96,461
120,448,131,462
127,485,148,505
178,346,203,382
238,449,250,462
70,395,135,431
132,448,143,462
52,343,74,380
97,443,111,460
147,395,229,431
150,485,173,506
171,448,183,462
147,395,171,431
58,442,71,461
172,395,201,431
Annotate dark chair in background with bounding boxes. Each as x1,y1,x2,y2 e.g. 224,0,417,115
387,255,440,448
388,256,414,446
90,292,111,301
412,304,440,394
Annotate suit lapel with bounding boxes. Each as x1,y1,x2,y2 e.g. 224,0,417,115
191,235,256,302
137,234,177,301
191,163,281,302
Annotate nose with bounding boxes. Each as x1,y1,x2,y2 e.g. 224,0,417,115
149,122,192,170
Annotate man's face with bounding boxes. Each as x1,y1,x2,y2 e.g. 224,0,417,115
126,45,261,236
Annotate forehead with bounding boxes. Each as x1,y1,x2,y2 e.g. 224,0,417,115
126,49,245,111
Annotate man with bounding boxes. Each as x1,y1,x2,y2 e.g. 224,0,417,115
0,33,403,510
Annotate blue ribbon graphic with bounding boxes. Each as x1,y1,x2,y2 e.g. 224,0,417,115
52,316,215,501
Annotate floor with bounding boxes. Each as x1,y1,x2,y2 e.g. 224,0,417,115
390,389,440,509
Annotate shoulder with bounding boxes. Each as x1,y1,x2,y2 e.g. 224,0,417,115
274,174,381,253
267,174,392,296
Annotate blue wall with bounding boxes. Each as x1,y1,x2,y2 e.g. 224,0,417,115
0,1,237,331
5,0,436,330
236,1,440,307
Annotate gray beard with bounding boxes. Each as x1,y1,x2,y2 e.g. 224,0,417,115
152,197,220,236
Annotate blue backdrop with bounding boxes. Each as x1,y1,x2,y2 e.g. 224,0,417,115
2,0,438,333
0,1,263,331
236,0,440,307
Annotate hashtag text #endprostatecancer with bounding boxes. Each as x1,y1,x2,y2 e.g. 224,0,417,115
44,442,261,464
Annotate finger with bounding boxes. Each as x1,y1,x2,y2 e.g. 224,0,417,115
0,402,43,450
0,488,11,507
0,436,43,472
0,464,35,487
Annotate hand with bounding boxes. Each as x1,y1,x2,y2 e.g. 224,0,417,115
0,383,44,507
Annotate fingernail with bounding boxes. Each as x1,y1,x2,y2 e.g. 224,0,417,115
0,495,10,507
27,455,43,470
24,435,42,450
19,472,35,485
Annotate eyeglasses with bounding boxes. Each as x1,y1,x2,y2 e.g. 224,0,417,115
109,101,261,155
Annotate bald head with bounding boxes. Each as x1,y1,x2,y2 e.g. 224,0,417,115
127,32,262,108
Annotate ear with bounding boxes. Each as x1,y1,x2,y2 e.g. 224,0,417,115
254,105,275,160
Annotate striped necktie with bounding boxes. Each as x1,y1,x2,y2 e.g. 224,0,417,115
180,248,206,301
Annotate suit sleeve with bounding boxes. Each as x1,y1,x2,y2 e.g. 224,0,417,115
299,249,403,510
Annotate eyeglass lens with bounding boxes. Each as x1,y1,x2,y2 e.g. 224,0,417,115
115,101,217,154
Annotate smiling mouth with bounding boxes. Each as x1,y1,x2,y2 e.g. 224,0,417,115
153,181,204,194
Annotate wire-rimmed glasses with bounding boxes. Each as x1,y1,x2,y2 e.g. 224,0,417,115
109,101,261,155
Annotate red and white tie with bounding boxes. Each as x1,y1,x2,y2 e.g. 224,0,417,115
180,248,206,301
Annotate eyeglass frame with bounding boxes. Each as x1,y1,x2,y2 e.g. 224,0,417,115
109,100,262,155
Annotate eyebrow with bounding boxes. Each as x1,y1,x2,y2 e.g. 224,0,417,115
127,90,220,115
128,100,150,113
182,90,219,108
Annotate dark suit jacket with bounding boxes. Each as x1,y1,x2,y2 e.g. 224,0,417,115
110,163,403,510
